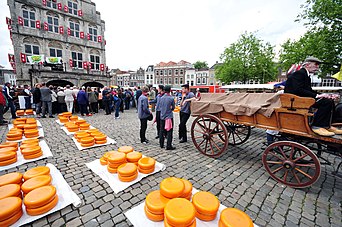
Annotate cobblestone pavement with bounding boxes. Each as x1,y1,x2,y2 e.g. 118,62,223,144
1,109,341,227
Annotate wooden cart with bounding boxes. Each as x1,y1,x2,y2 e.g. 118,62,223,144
190,93,342,188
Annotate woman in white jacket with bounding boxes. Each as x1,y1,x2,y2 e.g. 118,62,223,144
64,85,75,113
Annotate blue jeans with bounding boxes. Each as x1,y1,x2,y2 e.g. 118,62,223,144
4,99,16,118
115,99,121,118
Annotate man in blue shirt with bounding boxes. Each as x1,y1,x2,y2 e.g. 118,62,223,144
159,85,175,150
150,85,164,139
138,86,151,144
179,84,195,143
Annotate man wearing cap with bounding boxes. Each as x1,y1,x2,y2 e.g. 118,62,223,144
284,56,342,136
179,84,195,143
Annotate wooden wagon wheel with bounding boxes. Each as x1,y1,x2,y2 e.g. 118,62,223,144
223,122,251,145
191,114,229,157
262,141,321,188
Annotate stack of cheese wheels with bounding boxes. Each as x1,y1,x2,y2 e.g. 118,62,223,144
24,129,39,138
16,110,25,116
88,128,99,134
21,144,43,160
26,118,37,125
138,157,156,174
14,118,27,125
164,198,196,227
99,151,116,165
80,136,95,147
62,112,72,118
219,208,253,227
21,138,39,146
107,152,126,173
118,146,134,154
6,130,22,141
66,123,79,132
126,151,142,165
192,191,219,221
144,190,170,221
0,147,17,166
23,166,50,181
75,119,86,127
179,179,193,200
117,163,138,182
59,116,69,123
94,134,107,144
74,131,90,142
79,123,90,131
25,109,34,115
160,177,185,199
21,175,52,196
24,185,58,216
69,115,78,121
0,197,23,226
0,141,18,150
0,184,21,199
0,172,23,187
24,124,37,131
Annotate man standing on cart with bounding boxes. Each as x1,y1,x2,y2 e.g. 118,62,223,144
284,56,342,136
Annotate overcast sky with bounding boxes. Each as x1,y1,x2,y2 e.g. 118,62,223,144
0,0,307,70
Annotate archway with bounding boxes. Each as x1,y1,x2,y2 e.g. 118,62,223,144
47,80,74,87
82,81,104,89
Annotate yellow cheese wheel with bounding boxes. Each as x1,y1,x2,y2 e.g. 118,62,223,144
164,198,196,226
95,139,107,144
79,126,90,130
195,210,216,221
20,143,37,151
220,208,253,227
164,219,196,227
23,166,50,181
75,119,86,125
160,177,185,199
79,123,90,128
192,191,219,215
24,129,39,135
99,157,107,165
6,136,22,141
145,190,170,215
0,147,17,153
62,112,72,117
7,132,22,138
0,151,16,162
107,165,118,173
0,142,18,149
180,179,193,198
21,175,52,194
138,166,155,174
103,151,117,161
117,163,137,177
25,118,36,123
0,196,22,221
0,184,21,200
23,150,43,159
21,138,39,145
118,172,138,182
24,185,56,209
108,162,125,169
144,205,164,222
69,116,78,121
24,124,37,130
0,172,22,186
118,146,134,154
138,157,156,170
14,118,26,123
80,142,95,147
21,146,41,156
25,109,34,114
126,152,142,162
67,127,79,132
87,128,99,133
0,209,22,226
94,135,107,141
24,133,39,138
107,152,126,164
26,194,58,216
59,117,69,123
81,137,94,144
75,133,90,141
0,156,17,166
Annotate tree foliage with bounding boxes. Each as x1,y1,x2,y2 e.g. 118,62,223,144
216,32,277,84
193,61,208,69
279,0,342,75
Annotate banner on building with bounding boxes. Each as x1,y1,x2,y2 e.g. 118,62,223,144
8,54,15,63
20,53,27,63
87,33,90,40
46,57,62,64
27,55,45,64
67,28,71,35
64,6,68,12
44,22,48,30
83,61,88,69
8,25,12,30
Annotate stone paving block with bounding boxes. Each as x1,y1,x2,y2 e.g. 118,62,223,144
51,217,66,227
113,214,126,224
84,219,99,227
81,209,101,223
66,217,82,227
100,202,113,213
66,210,80,222
79,204,93,215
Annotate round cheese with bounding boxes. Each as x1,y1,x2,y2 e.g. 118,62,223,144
62,112,72,117
138,166,155,174
138,157,155,170
81,137,94,144
21,175,52,194
21,138,39,145
0,151,16,162
0,184,21,200
6,136,22,141
0,172,22,186
117,163,137,177
220,208,253,227
103,151,117,161
80,142,95,147
0,147,17,153
59,117,69,123
192,191,219,215
69,116,78,121
99,157,107,165
107,152,126,164
89,132,103,137
20,143,37,151
108,162,124,169
180,179,192,198
195,210,216,221
95,139,107,144
24,185,56,209
7,132,22,138
0,156,17,166
144,205,164,222
164,198,196,226
0,196,22,221
126,152,142,162
0,142,18,149
107,165,118,173
145,190,170,215
118,172,138,182
23,166,50,181
0,209,22,226
23,150,43,159
118,146,134,154
75,119,86,125
94,135,107,141
24,124,37,130
26,195,58,216
87,128,99,133
160,177,184,199
164,219,196,227
24,129,39,135
21,146,41,156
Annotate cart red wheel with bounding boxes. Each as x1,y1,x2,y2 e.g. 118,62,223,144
223,122,251,145
262,141,321,188
191,114,228,157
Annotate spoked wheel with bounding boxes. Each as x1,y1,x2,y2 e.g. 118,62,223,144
191,114,229,157
223,122,251,145
262,141,321,188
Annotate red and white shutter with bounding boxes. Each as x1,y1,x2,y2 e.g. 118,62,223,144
44,22,48,30
42,0,47,6
20,53,27,63
59,26,64,34
64,5,68,12
57,3,62,10
100,64,105,71
83,62,88,69
69,59,73,67
36,20,41,29
78,10,83,16
6,17,12,25
8,25,12,30
97,35,102,42
80,32,84,39
8,54,15,63
87,33,90,40
18,16,23,26
67,28,71,35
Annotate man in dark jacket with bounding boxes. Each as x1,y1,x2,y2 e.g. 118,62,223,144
32,83,41,116
0,85,8,125
3,82,16,119
40,82,53,118
138,86,151,144
77,87,91,116
285,56,342,136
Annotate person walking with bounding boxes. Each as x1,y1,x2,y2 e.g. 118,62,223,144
102,87,111,115
178,84,195,143
22,85,32,109
77,87,91,116
0,85,8,125
159,85,175,150
113,91,121,119
150,85,164,139
57,88,66,113
138,86,151,144
64,85,74,113
32,83,42,116
3,82,16,119
50,86,58,114
124,89,131,110
88,87,98,114
40,83,53,118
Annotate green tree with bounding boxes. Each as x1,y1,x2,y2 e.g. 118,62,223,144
216,32,277,84
193,61,208,69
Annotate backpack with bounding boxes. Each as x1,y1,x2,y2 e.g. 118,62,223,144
126,92,131,99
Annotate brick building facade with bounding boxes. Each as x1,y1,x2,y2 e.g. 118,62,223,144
154,60,192,86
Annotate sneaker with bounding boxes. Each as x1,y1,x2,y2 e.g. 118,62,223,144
312,127,335,136
86,114,92,116
142,141,149,144
115,116,120,119
155,136,159,139
166,146,176,150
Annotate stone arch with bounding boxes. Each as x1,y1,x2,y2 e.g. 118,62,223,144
48,41,63,49
23,37,40,45
21,5,35,11
82,81,104,89
47,80,74,87
89,49,100,55
70,44,82,52
46,10,59,18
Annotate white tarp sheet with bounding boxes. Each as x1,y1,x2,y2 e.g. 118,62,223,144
72,137,116,151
